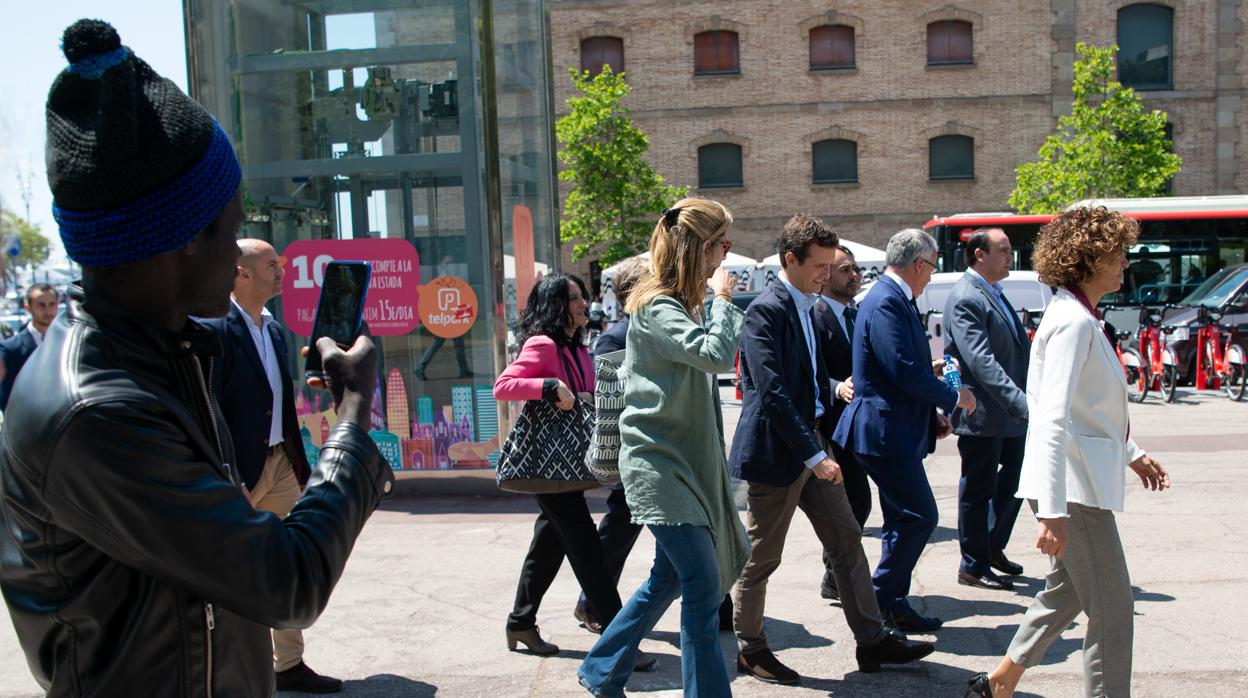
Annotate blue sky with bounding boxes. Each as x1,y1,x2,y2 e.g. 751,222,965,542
1,3,187,266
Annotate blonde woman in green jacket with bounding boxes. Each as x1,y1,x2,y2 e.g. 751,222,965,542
578,198,749,698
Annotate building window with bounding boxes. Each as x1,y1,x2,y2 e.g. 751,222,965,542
809,25,855,70
694,31,740,75
927,20,973,65
1117,4,1173,90
580,36,624,76
929,135,974,180
812,139,858,183
698,143,743,188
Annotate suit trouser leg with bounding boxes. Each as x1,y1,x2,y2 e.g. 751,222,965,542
957,435,1005,575
855,453,938,612
797,474,887,645
822,442,871,590
1007,502,1133,697
248,448,306,672
578,486,644,616
508,508,566,631
534,492,624,626
734,473,806,654
989,435,1026,556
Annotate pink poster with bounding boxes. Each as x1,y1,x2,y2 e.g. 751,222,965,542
281,238,421,337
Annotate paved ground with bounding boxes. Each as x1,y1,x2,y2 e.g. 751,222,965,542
1,387,1246,697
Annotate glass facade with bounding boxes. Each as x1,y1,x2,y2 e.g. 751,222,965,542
184,0,559,472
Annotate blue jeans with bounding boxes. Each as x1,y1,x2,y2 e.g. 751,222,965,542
577,524,730,698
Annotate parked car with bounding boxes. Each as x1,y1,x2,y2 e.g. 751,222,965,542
1158,263,1248,384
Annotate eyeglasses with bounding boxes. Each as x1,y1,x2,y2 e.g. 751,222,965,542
918,257,938,270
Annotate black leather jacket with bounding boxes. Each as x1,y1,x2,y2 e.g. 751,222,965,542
0,287,394,697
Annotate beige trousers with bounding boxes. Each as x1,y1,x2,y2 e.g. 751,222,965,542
247,446,305,672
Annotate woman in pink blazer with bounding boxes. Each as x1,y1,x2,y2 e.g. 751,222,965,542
495,273,652,670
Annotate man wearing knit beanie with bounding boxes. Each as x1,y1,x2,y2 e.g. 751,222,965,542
0,19,395,697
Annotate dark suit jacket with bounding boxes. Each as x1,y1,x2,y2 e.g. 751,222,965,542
0,328,39,411
832,275,958,463
729,281,835,487
202,304,311,490
813,301,853,427
594,316,629,357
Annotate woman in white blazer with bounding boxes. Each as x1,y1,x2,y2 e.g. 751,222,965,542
967,207,1170,698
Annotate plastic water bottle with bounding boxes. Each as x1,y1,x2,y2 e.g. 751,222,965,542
942,354,962,389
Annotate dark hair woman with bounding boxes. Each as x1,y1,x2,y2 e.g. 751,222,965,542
494,272,653,671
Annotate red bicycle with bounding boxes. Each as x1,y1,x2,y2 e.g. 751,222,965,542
1121,305,1181,403
1195,305,1247,401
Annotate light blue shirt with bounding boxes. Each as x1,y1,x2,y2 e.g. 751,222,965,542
780,272,828,469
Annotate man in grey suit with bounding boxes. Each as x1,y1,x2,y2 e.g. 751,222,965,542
943,228,1030,591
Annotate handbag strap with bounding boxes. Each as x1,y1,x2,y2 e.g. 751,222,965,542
557,341,587,395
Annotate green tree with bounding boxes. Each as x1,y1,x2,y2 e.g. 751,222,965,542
1,208,50,273
555,66,687,264
1010,43,1182,214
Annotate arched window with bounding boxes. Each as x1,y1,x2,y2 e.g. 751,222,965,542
1117,4,1173,90
694,31,740,75
929,135,974,180
580,36,624,76
927,20,973,65
810,25,855,70
698,143,743,188
812,139,858,183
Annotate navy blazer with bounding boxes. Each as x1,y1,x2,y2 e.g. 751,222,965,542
0,328,39,411
729,281,835,487
594,316,629,357
832,275,958,463
813,301,853,428
202,304,311,490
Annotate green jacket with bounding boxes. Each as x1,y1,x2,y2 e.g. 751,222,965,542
620,295,749,595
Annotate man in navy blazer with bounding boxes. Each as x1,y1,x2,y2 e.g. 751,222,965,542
730,216,934,685
201,239,340,694
833,229,976,633
0,284,59,411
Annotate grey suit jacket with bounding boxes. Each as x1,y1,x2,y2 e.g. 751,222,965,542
943,271,1030,437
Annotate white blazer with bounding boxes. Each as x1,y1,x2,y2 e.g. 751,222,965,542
1016,288,1145,518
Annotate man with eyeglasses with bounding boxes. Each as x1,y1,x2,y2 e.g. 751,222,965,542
833,229,976,633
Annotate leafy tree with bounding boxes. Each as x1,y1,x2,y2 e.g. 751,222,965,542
555,66,687,264
1,209,50,289
1010,43,1182,214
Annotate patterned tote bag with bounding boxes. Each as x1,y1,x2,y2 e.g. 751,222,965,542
585,349,626,487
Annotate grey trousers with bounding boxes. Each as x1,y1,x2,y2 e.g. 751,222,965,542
1007,501,1134,697
734,446,886,653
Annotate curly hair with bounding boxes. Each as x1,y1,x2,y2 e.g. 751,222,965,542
1032,206,1139,288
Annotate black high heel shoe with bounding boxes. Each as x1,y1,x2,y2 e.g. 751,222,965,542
965,672,994,697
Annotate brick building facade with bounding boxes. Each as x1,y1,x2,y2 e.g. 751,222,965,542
548,0,1247,282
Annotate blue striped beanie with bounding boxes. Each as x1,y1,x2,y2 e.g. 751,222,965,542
46,19,242,267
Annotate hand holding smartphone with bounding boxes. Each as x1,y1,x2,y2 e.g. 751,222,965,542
305,261,371,378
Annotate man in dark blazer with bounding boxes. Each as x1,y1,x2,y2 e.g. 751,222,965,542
943,228,1030,591
201,239,339,694
812,245,870,601
731,216,933,686
833,229,976,633
0,284,59,411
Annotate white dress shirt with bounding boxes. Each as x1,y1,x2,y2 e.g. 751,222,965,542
779,271,828,468
27,325,43,348
234,299,284,446
884,269,915,301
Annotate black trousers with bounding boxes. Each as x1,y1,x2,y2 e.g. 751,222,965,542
822,442,872,585
508,491,624,631
957,434,1026,575
576,486,644,612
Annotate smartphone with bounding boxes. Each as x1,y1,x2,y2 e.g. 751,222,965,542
304,260,371,378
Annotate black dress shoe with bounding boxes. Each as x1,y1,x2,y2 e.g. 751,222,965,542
958,569,1015,591
573,605,604,634
819,576,840,602
275,661,343,694
990,551,1024,576
855,633,935,672
634,649,658,672
965,671,995,697
736,647,800,685
718,595,734,631
882,606,943,633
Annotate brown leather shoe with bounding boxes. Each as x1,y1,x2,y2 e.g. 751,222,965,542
506,626,559,656
957,569,1014,591
573,605,604,634
736,647,800,685
274,661,343,694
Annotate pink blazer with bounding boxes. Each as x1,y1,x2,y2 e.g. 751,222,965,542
493,334,595,401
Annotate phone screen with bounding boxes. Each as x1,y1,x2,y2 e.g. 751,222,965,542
305,261,371,377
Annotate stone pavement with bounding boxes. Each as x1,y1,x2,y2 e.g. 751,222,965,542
1,388,1245,697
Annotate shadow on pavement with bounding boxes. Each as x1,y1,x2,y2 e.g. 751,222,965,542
317,674,437,696
920,594,1029,621
1132,585,1176,603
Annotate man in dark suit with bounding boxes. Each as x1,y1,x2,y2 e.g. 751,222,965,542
201,239,339,694
731,215,933,685
833,229,976,633
0,284,59,411
812,245,870,602
943,228,1030,591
